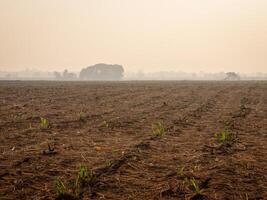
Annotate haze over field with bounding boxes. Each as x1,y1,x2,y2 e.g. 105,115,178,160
0,0,267,73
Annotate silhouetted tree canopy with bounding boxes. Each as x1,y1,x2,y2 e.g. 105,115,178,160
225,72,240,80
80,63,124,80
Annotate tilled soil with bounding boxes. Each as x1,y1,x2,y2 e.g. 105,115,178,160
0,81,266,200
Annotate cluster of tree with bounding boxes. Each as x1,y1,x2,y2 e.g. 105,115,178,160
125,71,242,80
3,67,267,81
53,69,77,80
0,69,55,80
79,63,124,80
53,64,124,80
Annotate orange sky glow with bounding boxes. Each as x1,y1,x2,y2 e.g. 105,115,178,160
0,0,266,73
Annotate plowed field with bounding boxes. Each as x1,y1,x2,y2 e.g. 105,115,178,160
0,81,266,200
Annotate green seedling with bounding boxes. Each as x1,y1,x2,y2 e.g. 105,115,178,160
152,122,165,137
75,165,96,188
178,166,190,187
178,166,185,178
102,120,109,128
190,177,203,195
76,165,89,187
177,165,206,198
54,178,67,197
78,111,86,122
53,166,97,198
40,117,50,129
215,129,233,144
105,160,112,167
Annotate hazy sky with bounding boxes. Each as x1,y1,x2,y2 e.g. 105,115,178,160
0,0,266,73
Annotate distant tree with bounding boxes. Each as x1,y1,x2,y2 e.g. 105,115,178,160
62,69,77,80
63,69,68,78
224,72,240,80
54,71,61,79
80,63,124,80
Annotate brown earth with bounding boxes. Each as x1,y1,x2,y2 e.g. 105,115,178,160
0,81,266,200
